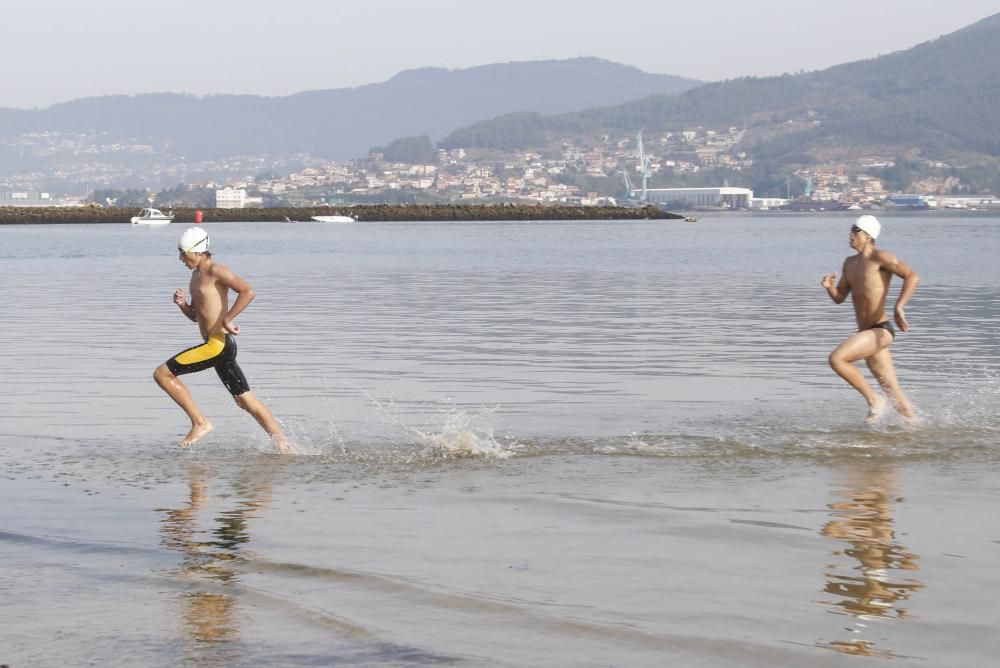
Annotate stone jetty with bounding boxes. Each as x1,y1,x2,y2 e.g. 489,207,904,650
0,204,681,225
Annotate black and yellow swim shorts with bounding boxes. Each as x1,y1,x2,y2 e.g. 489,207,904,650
166,332,250,396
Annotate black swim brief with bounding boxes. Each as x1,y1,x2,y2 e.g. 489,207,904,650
166,332,250,396
866,320,896,339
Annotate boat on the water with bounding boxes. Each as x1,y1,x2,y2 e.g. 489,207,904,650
684,216,699,223
311,215,357,224
130,208,174,225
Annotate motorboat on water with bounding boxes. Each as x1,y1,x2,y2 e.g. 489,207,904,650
311,215,357,224
130,207,174,225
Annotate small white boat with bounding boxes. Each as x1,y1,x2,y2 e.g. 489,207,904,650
130,208,174,225
311,215,357,224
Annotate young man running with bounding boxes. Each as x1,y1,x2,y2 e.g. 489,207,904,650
154,227,291,451
821,215,920,424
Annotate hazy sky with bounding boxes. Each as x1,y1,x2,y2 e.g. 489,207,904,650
2,0,997,109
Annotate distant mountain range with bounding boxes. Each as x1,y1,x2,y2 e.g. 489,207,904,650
440,13,1000,165
4,11,999,195
0,58,701,167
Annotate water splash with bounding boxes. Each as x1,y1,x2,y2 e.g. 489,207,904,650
344,382,517,459
402,407,516,460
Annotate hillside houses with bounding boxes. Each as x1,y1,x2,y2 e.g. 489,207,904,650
10,123,988,209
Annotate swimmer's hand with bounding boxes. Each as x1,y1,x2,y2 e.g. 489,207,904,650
222,317,240,335
894,306,909,332
821,272,837,289
173,288,186,306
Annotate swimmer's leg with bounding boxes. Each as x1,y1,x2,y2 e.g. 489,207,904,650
153,363,213,446
865,347,916,420
828,330,890,423
233,391,292,453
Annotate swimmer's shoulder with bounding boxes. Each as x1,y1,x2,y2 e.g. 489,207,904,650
202,259,232,279
869,247,907,273
870,247,900,263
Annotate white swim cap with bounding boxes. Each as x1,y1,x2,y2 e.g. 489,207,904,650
178,227,209,253
853,215,881,240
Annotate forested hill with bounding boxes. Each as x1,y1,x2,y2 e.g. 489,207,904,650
0,59,701,162
438,13,1000,160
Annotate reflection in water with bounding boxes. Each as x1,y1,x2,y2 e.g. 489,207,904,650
158,465,276,663
817,467,925,658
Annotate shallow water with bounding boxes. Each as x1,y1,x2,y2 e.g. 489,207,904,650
2,215,999,666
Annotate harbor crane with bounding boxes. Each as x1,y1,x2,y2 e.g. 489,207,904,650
787,172,814,199
636,131,653,202
621,170,635,197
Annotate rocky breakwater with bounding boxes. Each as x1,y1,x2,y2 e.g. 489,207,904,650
0,204,681,225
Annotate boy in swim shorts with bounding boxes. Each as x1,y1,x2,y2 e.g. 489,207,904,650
154,227,291,451
821,215,920,424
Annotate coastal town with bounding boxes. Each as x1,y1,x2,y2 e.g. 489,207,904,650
1,125,997,211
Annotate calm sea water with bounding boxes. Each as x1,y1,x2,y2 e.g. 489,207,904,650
1,215,999,666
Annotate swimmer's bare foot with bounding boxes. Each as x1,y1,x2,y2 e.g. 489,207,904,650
180,421,213,447
864,397,887,425
894,400,916,421
271,435,295,454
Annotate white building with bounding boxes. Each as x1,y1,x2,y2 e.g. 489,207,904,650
1,191,51,206
216,188,247,209
643,187,753,209
886,194,937,209
751,197,790,210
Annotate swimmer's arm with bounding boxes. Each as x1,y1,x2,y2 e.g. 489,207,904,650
214,266,256,335
822,263,850,303
173,288,197,322
877,251,920,331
